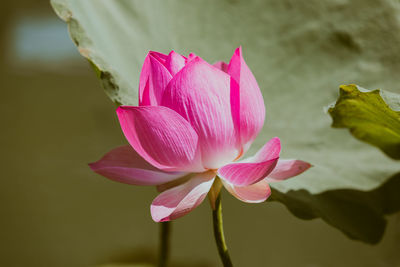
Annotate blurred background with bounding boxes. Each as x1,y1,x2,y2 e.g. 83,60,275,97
1,1,400,267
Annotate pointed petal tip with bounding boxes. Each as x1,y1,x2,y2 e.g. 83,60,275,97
150,205,171,222
88,161,96,170
303,162,313,172
116,105,129,113
165,50,187,75
88,160,109,173
148,50,167,57
186,55,202,64
295,160,312,171
213,61,229,72
147,51,167,63
116,105,134,117
235,46,243,54
167,50,177,55
186,53,199,64
252,138,282,163
271,136,281,143
267,159,312,182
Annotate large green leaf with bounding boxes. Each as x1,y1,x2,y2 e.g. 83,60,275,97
271,172,400,243
328,84,400,160
51,0,400,243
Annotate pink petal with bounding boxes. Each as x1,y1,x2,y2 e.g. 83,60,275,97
213,61,229,73
218,158,278,186
186,53,197,63
148,51,168,65
117,106,203,172
161,57,239,169
89,145,186,185
151,171,215,222
252,137,281,162
222,179,271,203
139,52,172,106
266,159,312,182
217,138,281,186
228,46,265,152
165,51,186,75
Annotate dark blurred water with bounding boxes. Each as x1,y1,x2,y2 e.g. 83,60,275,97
0,2,399,267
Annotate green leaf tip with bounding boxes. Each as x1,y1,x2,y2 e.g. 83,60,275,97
329,84,400,160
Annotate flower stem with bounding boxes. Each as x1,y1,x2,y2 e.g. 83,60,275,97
212,193,234,267
158,221,171,267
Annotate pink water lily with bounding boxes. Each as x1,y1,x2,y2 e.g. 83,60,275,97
90,47,311,222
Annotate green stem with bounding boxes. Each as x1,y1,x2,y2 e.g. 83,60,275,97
158,221,171,267
212,193,234,267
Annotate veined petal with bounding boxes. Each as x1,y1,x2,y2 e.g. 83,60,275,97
161,57,239,169
139,52,172,106
213,61,228,73
252,137,281,162
149,51,168,65
117,106,203,172
228,46,265,152
165,51,186,75
222,179,271,203
218,158,278,186
266,159,312,182
218,138,281,186
151,171,215,222
89,145,186,185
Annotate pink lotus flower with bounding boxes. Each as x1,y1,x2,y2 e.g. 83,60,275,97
90,47,311,222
